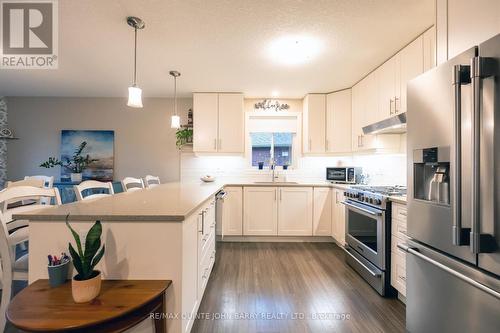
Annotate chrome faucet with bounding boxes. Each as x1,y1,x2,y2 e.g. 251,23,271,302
270,157,277,182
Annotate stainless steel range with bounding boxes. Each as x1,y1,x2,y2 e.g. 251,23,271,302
342,185,406,296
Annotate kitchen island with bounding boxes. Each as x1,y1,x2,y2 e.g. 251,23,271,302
17,182,223,333
17,180,389,332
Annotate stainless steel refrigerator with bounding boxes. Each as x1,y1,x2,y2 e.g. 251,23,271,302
405,33,500,332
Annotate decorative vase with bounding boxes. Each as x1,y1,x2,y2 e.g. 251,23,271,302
258,162,264,170
283,165,289,170
71,271,102,303
70,173,82,182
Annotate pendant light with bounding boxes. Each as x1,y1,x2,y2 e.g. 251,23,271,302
126,16,145,108
170,70,181,129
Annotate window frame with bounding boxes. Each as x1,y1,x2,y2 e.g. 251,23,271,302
245,111,302,170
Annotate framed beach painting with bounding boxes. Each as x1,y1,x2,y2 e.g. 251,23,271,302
60,130,115,181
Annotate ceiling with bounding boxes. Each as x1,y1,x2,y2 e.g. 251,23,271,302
0,0,435,98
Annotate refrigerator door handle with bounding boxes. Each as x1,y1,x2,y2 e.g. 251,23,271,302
470,56,498,254
398,244,500,300
452,64,471,246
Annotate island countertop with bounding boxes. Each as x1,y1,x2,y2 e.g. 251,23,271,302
15,182,224,222
14,181,353,222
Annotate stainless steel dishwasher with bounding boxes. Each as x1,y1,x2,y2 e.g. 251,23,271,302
215,190,227,239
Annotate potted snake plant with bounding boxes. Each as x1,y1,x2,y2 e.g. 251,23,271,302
66,216,105,303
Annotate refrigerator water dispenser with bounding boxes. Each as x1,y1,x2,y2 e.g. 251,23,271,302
413,147,450,205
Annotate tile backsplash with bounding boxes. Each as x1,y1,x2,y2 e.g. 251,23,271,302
181,152,407,185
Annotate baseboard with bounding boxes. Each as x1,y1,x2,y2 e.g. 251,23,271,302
216,235,335,243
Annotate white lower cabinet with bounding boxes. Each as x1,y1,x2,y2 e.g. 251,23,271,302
198,199,216,299
278,187,313,236
313,188,332,236
183,197,216,333
391,202,408,297
331,189,346,246
243,186,313,236
221,186,243,236
243,187,278,236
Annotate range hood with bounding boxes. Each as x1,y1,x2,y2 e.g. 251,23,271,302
362,112,407,135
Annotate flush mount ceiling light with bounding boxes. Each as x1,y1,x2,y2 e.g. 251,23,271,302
170,70,181,129
267,35,323,66
127,16,145,108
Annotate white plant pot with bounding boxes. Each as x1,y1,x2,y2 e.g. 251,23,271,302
70,173,82,182
71,271,102,303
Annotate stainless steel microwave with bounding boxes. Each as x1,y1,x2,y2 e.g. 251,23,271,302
326,167,362,184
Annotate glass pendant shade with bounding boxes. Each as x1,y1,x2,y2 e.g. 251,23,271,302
171,115,181,129
127,86,143,108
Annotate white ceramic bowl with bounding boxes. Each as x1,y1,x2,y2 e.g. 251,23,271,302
200,175,215,183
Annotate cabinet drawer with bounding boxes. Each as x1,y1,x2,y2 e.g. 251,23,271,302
391,251,407,296
391,235,407,296
198,244,216,296
391,204,408,239
393,203,407,222
391,234,408,254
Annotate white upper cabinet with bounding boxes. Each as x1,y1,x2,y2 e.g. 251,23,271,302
193,93,218,152
313,187,332,236
243,187,278,236
218,93,244,153
278,187,313,236
303,94,326,154
377,35,424,118
399,36,423,114
351,77,377,151
446,0,500,60
326,89,352,153
193,92,244,153
377,56,398,120
423,26,437,72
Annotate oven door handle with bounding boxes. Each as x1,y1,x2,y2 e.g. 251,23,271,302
341,201,382,216
345,247,382,277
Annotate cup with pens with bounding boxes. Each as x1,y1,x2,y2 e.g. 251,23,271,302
47,253,71,287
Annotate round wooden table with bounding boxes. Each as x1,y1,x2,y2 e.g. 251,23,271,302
7,279,172,333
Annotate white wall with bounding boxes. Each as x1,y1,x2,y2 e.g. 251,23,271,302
7,97,191,182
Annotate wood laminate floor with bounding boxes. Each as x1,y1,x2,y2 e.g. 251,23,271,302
192,242,405,333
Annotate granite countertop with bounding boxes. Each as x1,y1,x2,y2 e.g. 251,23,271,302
388,195,407,204
13,181,355,222
15,182,224,222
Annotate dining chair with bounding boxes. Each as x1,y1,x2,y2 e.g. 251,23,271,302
121,177,145,192
6,178,44,189
0,186,61,332
74,180,114,201
23,175,54,189
5,178,45,211
144,175,161,188
23,176,55,205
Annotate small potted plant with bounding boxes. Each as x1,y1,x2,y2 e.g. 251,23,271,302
66,217,105,303
175,128,193,149
40,141,98,182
